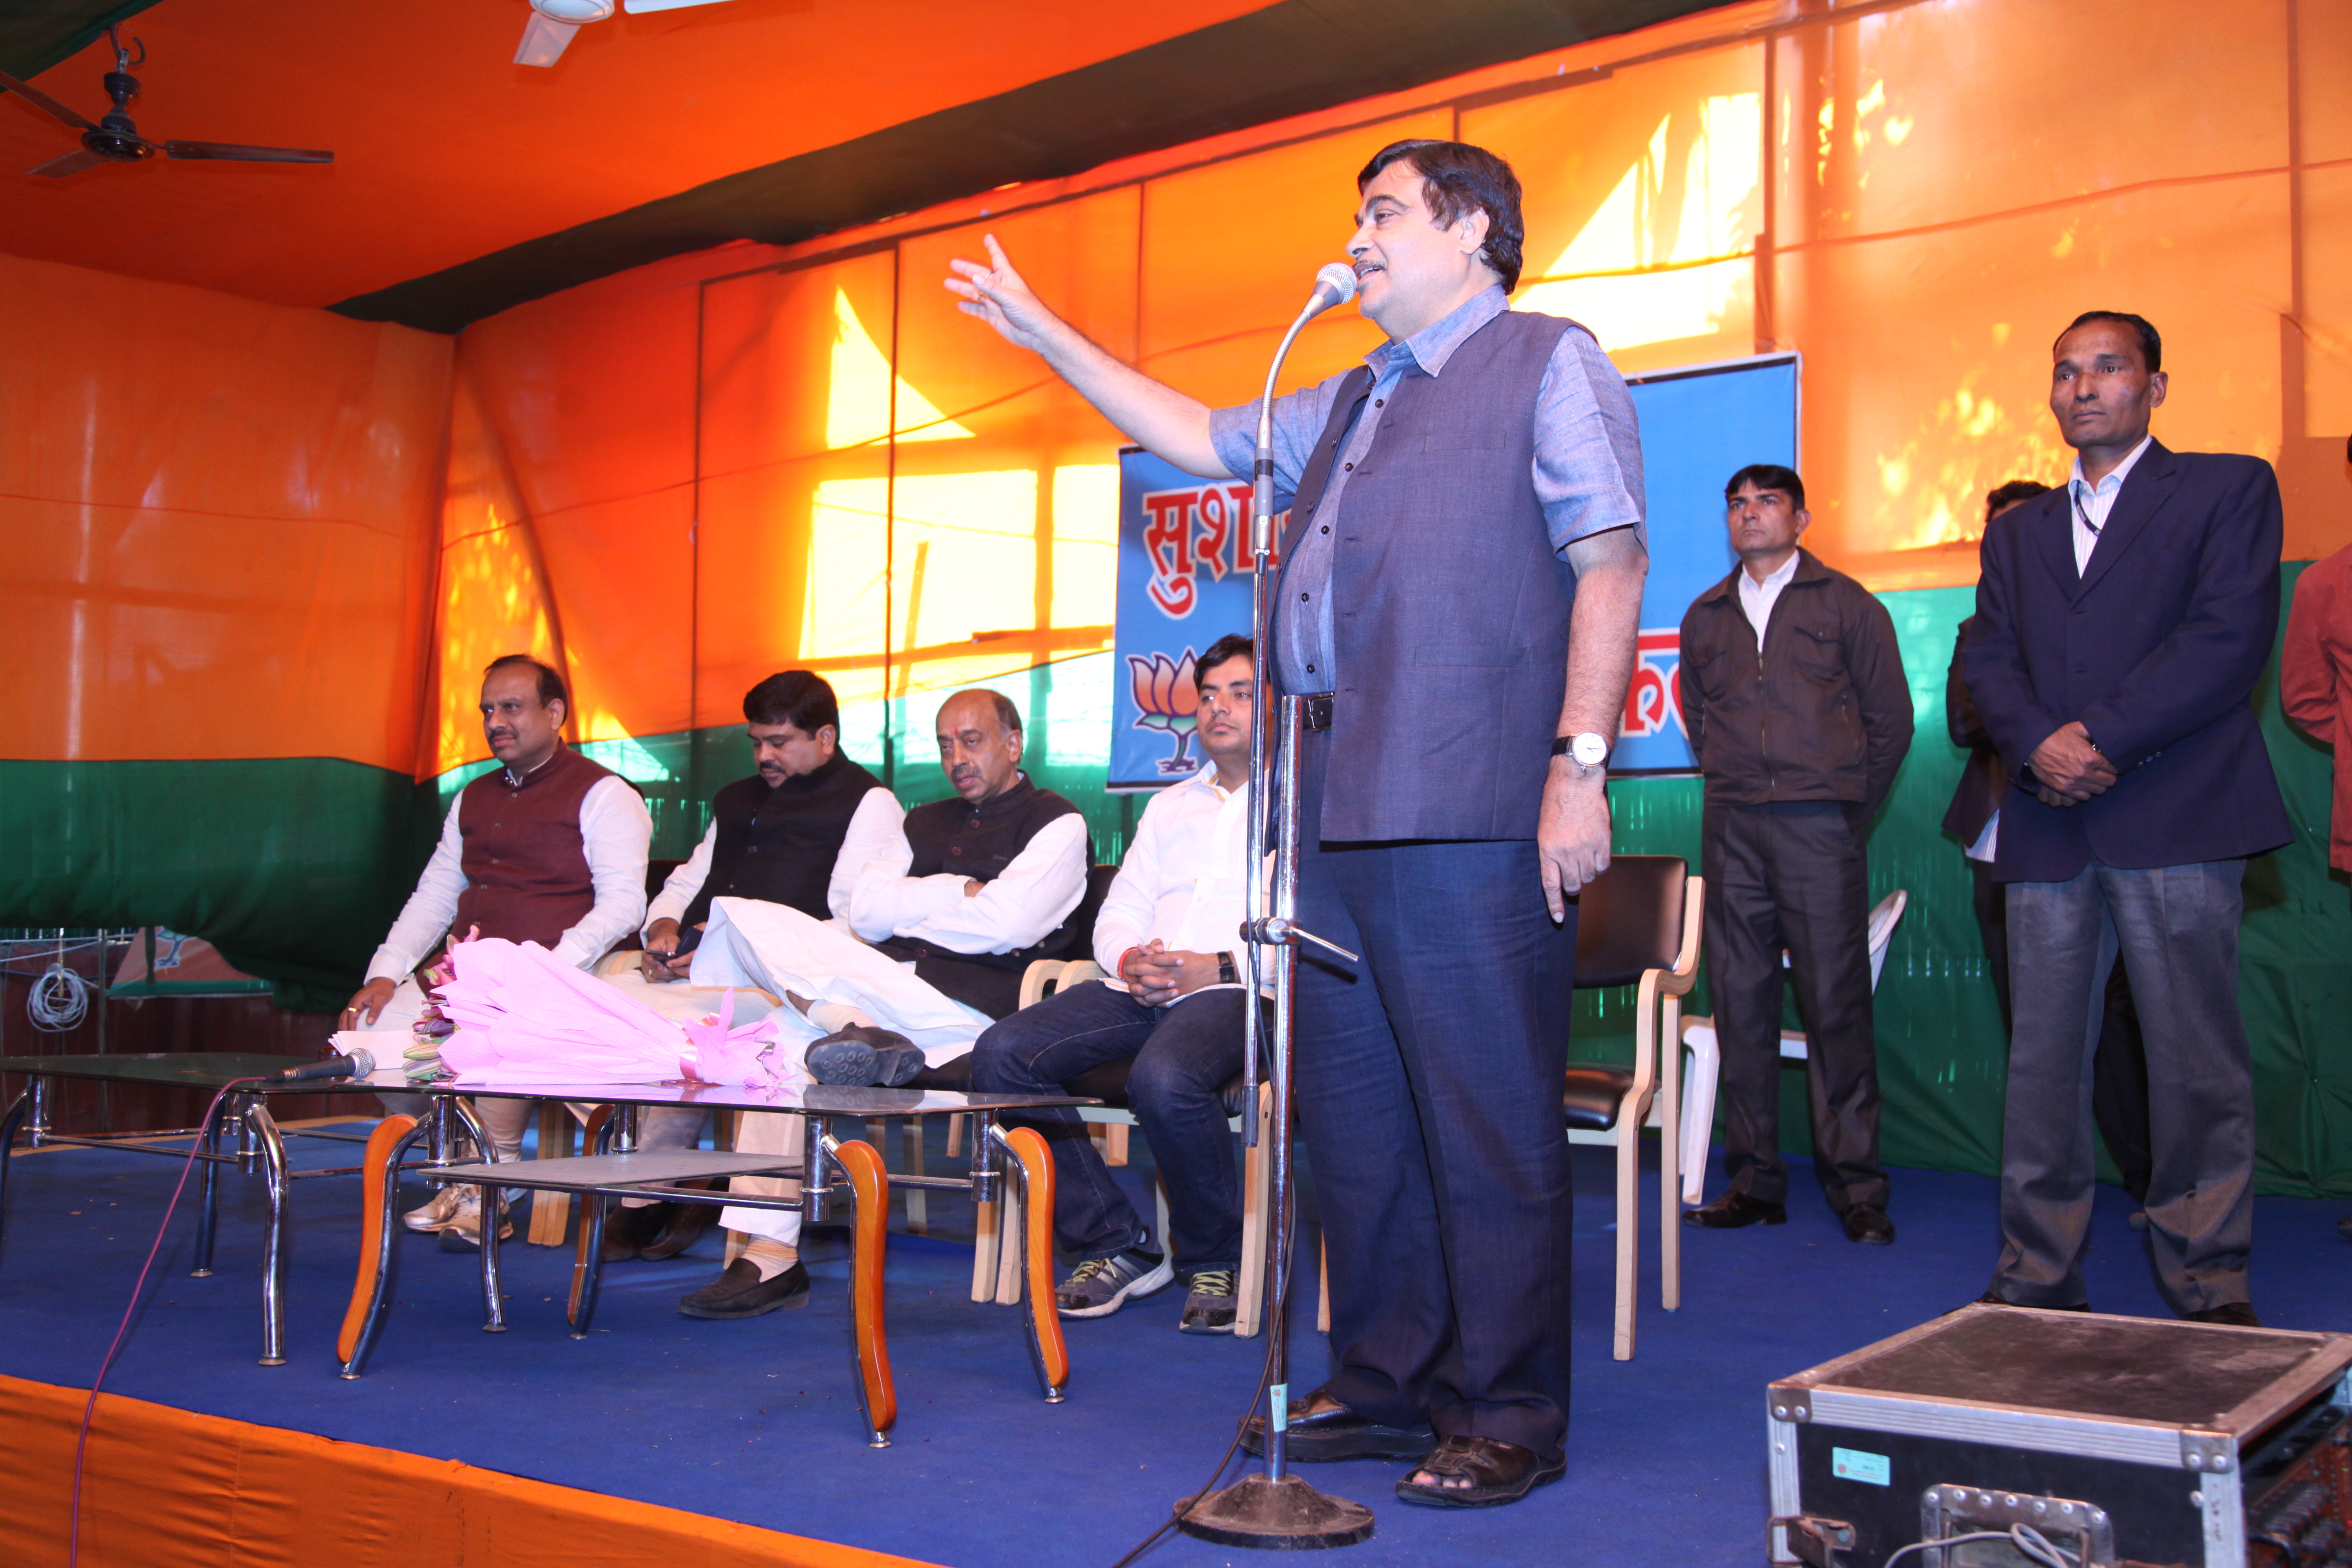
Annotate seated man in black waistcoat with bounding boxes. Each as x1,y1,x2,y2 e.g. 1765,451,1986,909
668,687,1090,1321
597,669,900,1265
841,686,1093,1030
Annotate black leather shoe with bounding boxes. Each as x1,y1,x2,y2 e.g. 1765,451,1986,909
677,1259,810,1319
641,1189,721,1261
1240,1387,1435,1462
1974,1290,2091,1313
1395,1435,1566,1509
1683,1191,1787,1229
2184,1302,2262,1328
1840,1204,1895,1245
601,1201,674,1262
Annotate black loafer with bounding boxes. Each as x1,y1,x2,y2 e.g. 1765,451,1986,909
640,1191,721,1261
2185,1302,2262,1328
678,1259,810,1319
1840,1204,1896,1245
1683,1191,1787,1229
1240,1387,1435,1462
1395,1434,1565,1509
806,1027,923,1087
601,1201,674,1262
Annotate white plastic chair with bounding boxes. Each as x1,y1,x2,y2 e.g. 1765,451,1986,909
1674,888,1907,1206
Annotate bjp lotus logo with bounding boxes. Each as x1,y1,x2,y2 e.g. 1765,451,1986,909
1127,647,1201,776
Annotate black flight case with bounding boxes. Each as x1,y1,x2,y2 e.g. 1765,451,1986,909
1767,1304,2352,1568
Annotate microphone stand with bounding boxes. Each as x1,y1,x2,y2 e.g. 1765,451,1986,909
1175,289,1372,1552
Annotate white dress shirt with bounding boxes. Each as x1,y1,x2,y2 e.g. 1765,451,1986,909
645,786,904,931
2067,433,2154,575
1736,548,1803,648
366,770,652,984
846,781,1089,955
1090,763,1257,992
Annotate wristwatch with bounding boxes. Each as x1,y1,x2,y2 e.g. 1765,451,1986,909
1217,953,1238,986
1553,732,1610,769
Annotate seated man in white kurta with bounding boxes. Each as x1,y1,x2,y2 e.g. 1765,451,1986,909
593,669,901,1265
668,687,1090,1320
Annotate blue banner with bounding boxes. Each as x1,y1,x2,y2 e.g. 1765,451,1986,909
1612,352,1800,774
1108,447,1260,791
1106,351,1797,789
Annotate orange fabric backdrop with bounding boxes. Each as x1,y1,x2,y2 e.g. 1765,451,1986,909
0,1375,934,1568
0,252,450,772
425,0,2352,782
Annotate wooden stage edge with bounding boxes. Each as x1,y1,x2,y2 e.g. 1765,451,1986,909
0,1374,940,1568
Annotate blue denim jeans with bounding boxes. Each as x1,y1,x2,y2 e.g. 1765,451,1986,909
970,979,1250,1275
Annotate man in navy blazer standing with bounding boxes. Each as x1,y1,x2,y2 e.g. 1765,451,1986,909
1965,311,2290,1325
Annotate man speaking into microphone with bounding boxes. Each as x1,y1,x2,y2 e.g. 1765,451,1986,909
949,140,1644,1508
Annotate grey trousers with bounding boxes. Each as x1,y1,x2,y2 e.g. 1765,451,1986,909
1991,858,2255,1315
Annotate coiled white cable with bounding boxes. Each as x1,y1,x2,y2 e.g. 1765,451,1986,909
28,958,92,1032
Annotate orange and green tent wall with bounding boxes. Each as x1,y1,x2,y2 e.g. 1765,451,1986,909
7,0,2352,1189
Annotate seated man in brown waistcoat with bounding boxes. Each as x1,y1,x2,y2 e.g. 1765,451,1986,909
340,653,652,1249
669,687,1092,1321
596,669,901,1265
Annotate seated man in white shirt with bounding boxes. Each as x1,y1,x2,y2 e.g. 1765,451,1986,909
339,654,651,1248
671,686,1091,1321
970,636,1258,1333
599,669,902,1265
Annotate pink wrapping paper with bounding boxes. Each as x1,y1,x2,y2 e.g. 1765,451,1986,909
434,939,803,1089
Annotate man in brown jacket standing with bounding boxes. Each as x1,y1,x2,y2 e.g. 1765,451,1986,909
1679,465,1913,1242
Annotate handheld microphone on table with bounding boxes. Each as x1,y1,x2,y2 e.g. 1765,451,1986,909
266,1046,376,1084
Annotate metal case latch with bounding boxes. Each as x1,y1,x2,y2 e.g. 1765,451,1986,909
1782,1515,1853,1567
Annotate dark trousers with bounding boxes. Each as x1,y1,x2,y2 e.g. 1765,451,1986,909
970,981,1249,1273
1291,729,1575,1457
1702,800,1888,1212
1971,857,2152,1201
1994,859,2254,1315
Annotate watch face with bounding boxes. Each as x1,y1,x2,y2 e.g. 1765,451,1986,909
1571,733,1609,767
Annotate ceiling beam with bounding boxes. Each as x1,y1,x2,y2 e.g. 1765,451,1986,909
2,0,169,80
330,0,1727,334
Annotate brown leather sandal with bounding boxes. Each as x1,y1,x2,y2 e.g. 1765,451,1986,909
1395,1434,1567,1509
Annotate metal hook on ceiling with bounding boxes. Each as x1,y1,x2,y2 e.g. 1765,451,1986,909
104,24,147,72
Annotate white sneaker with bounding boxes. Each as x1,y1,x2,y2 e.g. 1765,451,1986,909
402,1187,464,1233
435,1186,514,1251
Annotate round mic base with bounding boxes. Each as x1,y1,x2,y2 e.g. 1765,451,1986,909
1174,1474,1375,1550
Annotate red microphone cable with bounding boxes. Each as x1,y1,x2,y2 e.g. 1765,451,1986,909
67,1075,264,1568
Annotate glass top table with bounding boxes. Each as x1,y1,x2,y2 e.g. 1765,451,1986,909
1,1052,407,1367
340,1075,1093,1447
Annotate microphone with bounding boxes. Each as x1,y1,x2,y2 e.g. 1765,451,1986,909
1252,263,1362,554
1302,261,1359,319
268,1047,376,1084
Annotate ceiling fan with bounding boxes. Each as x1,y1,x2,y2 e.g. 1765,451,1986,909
0,27,331,179
516,0,743,68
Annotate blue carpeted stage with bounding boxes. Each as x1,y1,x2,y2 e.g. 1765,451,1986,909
6,1122,2349,1567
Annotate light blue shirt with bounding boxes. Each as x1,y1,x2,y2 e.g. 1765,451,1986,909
2066,433,2154,576
1208,284,1646,692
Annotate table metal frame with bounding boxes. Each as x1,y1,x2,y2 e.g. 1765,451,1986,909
0,1052,389,1367
335,1082,1081,1447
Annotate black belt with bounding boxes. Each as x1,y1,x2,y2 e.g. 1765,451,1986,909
1300,694,1333,731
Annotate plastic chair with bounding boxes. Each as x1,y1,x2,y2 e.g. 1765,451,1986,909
1559,856,1705,1361
1674,888,1908,1207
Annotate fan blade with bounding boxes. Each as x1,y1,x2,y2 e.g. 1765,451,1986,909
0,68,99,133
514,15,579,66
162,141,333,164
624,0,739,11
30,147,107,178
